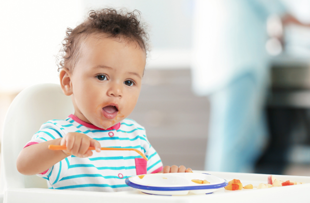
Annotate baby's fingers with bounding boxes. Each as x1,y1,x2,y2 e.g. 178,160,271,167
79,138,90,156
60,138,71,156
71,136,82,155
60,137,66,146
90,139,101,152
163,166,171,173
84,150,93,157
65,134,75,151
178,165,186,173
163,165,192,173
163,165,179,173
185,168,193,173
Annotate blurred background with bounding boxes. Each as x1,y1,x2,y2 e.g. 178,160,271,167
1,0,310,176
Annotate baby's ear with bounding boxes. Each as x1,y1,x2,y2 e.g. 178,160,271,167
59,68,73,96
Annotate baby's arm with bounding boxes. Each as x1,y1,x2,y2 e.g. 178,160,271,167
17,138,67,175
17,132,101,175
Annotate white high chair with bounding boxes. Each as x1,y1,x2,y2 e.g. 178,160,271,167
1,83,73,200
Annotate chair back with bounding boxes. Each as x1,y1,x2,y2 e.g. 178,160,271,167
1,83,73,189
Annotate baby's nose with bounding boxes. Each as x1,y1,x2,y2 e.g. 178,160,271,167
107,84,122,97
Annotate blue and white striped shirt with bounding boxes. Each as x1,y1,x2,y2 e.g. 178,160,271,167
25,114,163,192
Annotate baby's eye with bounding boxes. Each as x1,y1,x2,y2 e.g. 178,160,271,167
124,80,134,86
96,74,107,81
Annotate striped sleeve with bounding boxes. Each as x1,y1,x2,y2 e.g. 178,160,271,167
25,123,69,185
144,139,163,174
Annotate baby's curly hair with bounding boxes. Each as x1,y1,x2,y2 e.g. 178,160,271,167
58,8,149,72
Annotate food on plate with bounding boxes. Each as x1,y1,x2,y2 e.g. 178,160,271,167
191,179,210,184
138,175,145,179
243,184,253,189
224,179,243,190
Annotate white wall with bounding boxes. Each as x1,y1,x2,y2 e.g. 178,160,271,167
0,0,194,93
82,0,193,69
0,0,83,92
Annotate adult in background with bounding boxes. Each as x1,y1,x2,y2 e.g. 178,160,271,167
191,0,310,172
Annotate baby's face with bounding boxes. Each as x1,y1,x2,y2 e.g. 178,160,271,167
67,34,145,129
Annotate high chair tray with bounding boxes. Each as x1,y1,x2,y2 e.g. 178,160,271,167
5,171,310,203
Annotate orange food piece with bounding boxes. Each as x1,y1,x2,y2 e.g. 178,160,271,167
138,175,145,179
282,180,294,186
243,184,253,189
225,179,243,191
225,184,232,190
202,180,210,184
232,184,239,190
192,179,202,184
233,179,241,184
232,179,242,190
191,179,210,184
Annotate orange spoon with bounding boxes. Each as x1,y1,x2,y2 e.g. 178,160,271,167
48,145,148,161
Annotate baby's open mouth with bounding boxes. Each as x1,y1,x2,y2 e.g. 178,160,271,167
102,105,119,119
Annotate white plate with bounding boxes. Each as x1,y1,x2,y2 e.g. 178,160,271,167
125,172,227,195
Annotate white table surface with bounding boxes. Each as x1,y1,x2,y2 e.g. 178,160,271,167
4,171,310,203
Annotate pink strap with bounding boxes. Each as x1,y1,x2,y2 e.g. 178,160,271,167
135,158,147,175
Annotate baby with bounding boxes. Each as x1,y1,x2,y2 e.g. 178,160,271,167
16,8,191,192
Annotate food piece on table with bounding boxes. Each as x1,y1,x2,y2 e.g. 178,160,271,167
232,179,243,190
268,184,273,188
243,184,253,189
231,184,239,190
191,179,210,184
268,175,276,185
224,183,241,191
282,180,294,186
225,179,243,191
292,181,303,185
272,179,282,187
138,175,145,179
257,183,268,189
269,176,303,186
225,183,233,190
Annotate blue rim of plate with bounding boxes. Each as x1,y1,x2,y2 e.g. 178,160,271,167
125,175,228,191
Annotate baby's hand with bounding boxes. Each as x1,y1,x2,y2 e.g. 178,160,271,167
163,165,192,173
60,132,101,158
